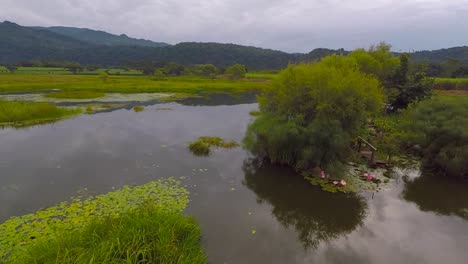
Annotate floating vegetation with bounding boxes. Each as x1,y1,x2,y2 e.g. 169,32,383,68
188,136,240,156
189,141,210,156
133,105,145,112
0,179,189,261
303,164,395,193
44,91,105,99
249,110,261,116
0,99,81,128
304,175,356,193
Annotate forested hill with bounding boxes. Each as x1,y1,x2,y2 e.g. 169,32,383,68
35,26,170,48
1,21,468,69
409,46,468,64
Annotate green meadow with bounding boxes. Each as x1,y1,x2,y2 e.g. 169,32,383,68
0,74,270,94
434,77,468,90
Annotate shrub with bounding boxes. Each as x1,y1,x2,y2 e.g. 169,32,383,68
225,64,247,79
400,97,468,179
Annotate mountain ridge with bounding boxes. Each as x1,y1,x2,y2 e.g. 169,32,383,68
1,21,468,69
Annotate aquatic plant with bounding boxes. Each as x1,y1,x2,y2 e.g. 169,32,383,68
133,105,145,112
249,110,261,116
0,179,189,261
44,91,105,99
6,205,206,264
189,140,211,156
188,136,240,156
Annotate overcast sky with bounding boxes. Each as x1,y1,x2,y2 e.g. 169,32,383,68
1,0,467,53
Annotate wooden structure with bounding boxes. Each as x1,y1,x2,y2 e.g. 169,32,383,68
357,136,378,164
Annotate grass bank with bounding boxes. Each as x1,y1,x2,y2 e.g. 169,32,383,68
0,75,270,95
0,179,206,263
44,91,105,99
0,99,80,127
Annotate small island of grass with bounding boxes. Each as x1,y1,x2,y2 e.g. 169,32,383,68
44,91,106,99
133,105,145,112
189,136,239,156
0,99,81,127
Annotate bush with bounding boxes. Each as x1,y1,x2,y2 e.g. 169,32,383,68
244,56,384,176
225,64,247,79
400,97,468,179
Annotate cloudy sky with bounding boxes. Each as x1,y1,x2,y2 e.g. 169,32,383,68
1,0,467,53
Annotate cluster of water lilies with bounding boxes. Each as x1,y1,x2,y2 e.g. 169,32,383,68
320,170,347,186
364,172,376,181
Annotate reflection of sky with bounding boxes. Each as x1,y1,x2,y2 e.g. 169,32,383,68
1,102,467,264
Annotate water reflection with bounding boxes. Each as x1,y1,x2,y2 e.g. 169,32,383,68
242,159,367,249
403,173,468,220
178,92,257,106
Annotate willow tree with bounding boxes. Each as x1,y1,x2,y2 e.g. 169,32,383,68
244,55,384,177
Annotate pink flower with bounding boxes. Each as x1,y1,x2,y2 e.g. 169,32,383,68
367,174,375,181
364,173,369,177
340,180,347,186
333,181,338,185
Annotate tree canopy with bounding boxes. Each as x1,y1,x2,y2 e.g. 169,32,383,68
244,55,384,176
399,97,468,180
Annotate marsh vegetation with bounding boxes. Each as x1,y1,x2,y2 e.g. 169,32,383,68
0,99,80,127
189,136,239,156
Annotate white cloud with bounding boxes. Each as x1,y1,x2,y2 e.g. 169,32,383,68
1,0,467,52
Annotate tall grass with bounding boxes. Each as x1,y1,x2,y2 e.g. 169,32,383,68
7,205,206,264
0,100,80,126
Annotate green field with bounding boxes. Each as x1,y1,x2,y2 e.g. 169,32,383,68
434,78,468,90
0,67,144,76
0,74,270,94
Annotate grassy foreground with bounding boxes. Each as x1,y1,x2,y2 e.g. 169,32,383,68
0,75,270,95
6,206,205,264
0,100,80,127
0,179,206,263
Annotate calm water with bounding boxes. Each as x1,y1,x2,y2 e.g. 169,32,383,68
1,98,467,263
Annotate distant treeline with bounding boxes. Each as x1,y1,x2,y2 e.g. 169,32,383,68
2,21,468,71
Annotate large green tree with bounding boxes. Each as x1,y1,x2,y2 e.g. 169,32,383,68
244,55,384,176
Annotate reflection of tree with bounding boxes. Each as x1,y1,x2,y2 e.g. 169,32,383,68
403,174,468,220
242,159,367,249
178,93,257,106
